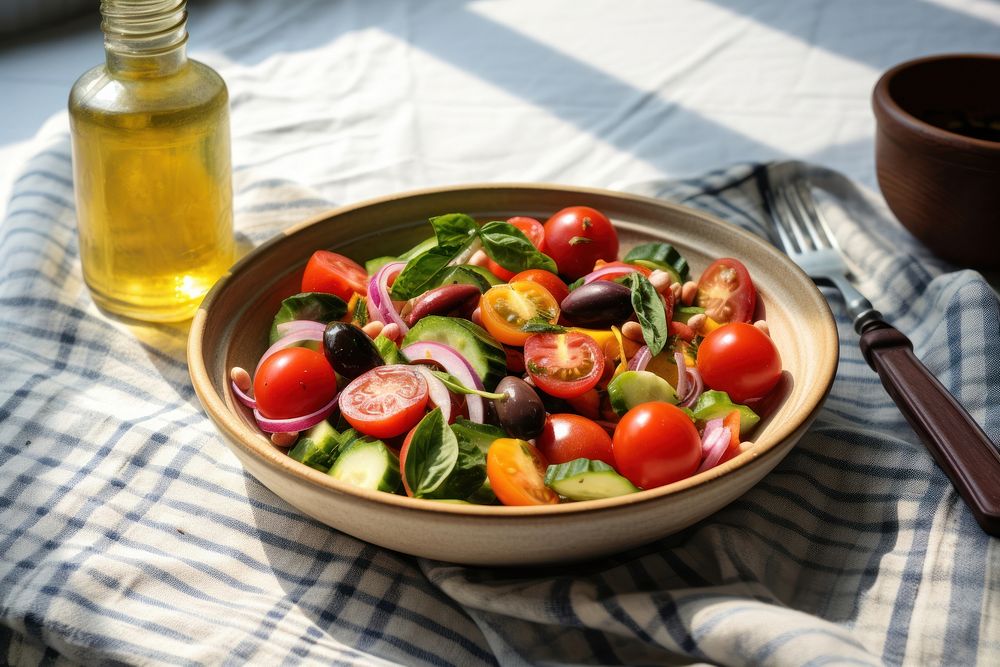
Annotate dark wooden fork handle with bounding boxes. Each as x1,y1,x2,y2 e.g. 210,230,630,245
859,319,1000,535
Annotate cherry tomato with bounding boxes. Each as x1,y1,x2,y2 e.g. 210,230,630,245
536,414,615,466
696,322,781,402
339,364,429,438
485,216,546,281
543,206,619,281
479,281,560,346
301,250,368,302
613,402,701,489
523,331,605,399
486,438,559,506
509,269,569,304
696,258,756,324
253,347,338,420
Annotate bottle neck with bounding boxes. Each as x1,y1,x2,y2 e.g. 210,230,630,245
102,0,189,76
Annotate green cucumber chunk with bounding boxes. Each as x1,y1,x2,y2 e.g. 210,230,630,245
365,256,397,275
544,458,639,500
672,305,705,324
458,264,503,287
372,334,407,365
402,315,507,390
607,370,679,416
288,420,342,472
328,439,401,493
691,390,760,432
624,242,690,282
434,266,492,293
269,292,347,345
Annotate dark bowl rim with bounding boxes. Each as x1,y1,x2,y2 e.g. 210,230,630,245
872,52,1000,162
187,182,840,519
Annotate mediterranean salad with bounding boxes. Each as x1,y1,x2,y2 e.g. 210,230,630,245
229,206,782,505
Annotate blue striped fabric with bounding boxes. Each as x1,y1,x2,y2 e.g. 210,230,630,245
2,138,998,666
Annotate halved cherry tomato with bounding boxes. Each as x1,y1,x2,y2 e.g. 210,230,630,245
479,281,560,346
696,322,781,402
543,206,619,281
696,258,756,324
339,365,429,438
301,250,368,302
523,331,605,399
613,402,701,489
486,438,559,506
253,347,338,420
485,217,546,281
509,269,569,305
536,414,615,466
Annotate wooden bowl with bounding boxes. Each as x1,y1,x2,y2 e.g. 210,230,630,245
872,54,1000,267
187,184,839,566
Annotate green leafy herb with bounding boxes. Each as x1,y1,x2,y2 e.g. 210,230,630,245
429,371,505,399
403,408,486,500
269,292,347,344
621,272,668,356
522,318,566,334
479,221,558,274
430,213,479,252
390,246,460,300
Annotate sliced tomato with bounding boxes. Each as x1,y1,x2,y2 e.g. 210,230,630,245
301,250,368,302
253,347,337,420
486,438,559,506
479,281,560,346
523,331,605,399
696,258,756,324
339,365,429,438
485,217,546,281
509,269,569,305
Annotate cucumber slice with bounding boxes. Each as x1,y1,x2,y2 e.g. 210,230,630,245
269,292,347,345
459,264,504,287
450,418,505,456
365,256,397,275
328,439,401,493
672,305,705,324
691,390,760,432
624,242,690,282
544,458,639,500
607,370,678,416
288,420,342,472
402,315,507,390
434,266,492,293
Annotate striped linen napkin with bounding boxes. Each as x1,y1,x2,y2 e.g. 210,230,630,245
1,135,998,666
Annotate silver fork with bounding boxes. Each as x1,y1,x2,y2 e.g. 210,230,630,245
760,161,1000,536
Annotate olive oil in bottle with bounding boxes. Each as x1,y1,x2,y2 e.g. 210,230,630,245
69,0,234,322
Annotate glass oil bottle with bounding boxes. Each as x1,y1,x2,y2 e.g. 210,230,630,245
69,0,234,322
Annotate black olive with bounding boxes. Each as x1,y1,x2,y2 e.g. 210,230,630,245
559,280,633,327
493,376,546,440
323,322,384,379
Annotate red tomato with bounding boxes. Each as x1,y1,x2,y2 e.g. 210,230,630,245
543,206,619,280
486,438,559,506
301,251,368,302
612,402,701,489
509,269,569,304
485,216,546,281
536,414,615,466
696,322,781,402
253,347,338,420
696,258,756,324
339,365,429,438
524,332,605,399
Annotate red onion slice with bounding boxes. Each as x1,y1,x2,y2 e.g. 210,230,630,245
401,341,485,423
255,330,325,373
412,364,452,423
697,419,732,473
628,346,652,372
253,393,339,434
583,265,639,284
275,319,327,339
679,367,705,408
231,380,257,409
371,262,408,333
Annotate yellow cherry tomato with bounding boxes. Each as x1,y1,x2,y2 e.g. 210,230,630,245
479,281,560,346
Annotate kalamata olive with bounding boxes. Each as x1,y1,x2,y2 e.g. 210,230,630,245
323,322,384,379
494,376,546,440
404,284,482,327
559,280,633,327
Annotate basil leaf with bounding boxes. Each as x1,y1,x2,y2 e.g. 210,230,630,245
390,246,458,300
522,318,566,334
429,371,505,399
269,292,347,344
430,213,478,252
479,221,557,274
621,273,668,356
403,408,459,498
